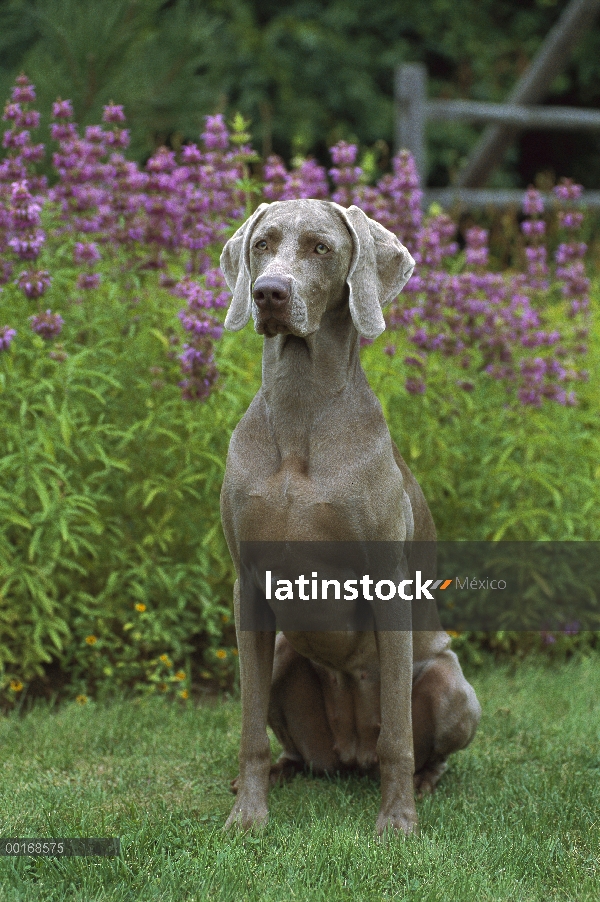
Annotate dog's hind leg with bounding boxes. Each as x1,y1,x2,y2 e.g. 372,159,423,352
411,649,481,796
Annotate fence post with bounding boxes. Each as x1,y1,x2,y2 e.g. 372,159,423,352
395,63,427,188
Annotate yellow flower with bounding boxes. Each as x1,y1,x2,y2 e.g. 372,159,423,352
215,649,227,660
9,679,23,692
447,630,461,638
159,654,172,667
175,670,186,681
135,603,146,612
76,694,88,704
179,689,189,700
85,635,97,645
231,648,238,656
221,613,230,623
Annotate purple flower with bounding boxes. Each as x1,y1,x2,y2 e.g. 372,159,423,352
555,242,586,265
181,143,203,165
405,377,426,395
3,128,32,149
8,233,46,260
465,247,488,267
523,187,544,216
554,179,582,202
330,142,358,166
76,272,101,290
84,125,107,145
465,227,488,249
0,326,17,351
74,241,101,264
179,344,211,373
202,115,229,151
521,219,546,238
102,104,126,124
30,310,64,339
2,102,21,122
178,373,218,401
518,387,542,406
558,210,584,230
12,75,36,104
106,128,130,149
52,99,74,119
263,154,288,200
177,312,223,339
15,269,51,299
2,104,39,129
0,74,590,409
0,262,14,285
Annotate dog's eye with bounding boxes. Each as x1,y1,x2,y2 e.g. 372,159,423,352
254,240,268,250
315,243,330,255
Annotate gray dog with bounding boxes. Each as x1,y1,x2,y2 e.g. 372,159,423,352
219,199,481,835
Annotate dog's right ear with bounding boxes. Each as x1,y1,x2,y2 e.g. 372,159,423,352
220,203,270,331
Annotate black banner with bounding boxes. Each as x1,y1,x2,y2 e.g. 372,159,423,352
239,541,600,631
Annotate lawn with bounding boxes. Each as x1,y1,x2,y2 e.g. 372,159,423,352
0,657,598,901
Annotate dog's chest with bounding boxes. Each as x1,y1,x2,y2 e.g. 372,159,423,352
233,455,404,542
223,390,408,543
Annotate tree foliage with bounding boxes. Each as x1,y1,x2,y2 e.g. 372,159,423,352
2,0,600,185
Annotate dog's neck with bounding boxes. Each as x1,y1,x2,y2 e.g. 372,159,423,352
260,304,367,463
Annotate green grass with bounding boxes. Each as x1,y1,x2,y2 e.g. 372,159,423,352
0,658,599,901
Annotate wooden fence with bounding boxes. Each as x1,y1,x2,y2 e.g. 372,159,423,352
394,0,600,209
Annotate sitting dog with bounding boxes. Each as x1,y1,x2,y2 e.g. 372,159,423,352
219,199,481,835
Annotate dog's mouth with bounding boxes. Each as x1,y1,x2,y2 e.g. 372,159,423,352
256,317,291,337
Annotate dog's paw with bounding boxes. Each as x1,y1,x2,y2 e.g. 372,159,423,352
268,755,304,787
413,760,447,798
224,800,269,831
375,805,418,838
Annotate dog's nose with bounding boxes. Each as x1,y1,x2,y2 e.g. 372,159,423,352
252,275,291,312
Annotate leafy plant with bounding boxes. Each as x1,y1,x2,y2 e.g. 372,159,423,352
0,75,598,706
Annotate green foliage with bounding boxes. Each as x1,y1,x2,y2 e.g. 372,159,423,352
3,0,600,185
363,326,600,544
362,296,600,662
0,0,227,162
0,219,251,705
1,219,599,706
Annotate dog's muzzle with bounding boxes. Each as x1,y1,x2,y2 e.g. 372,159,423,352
252,275,293,336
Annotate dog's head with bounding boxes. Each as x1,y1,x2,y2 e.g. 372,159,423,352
220,199,414,339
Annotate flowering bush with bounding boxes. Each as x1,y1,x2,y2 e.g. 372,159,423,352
0,75,591,409
0,75,598,705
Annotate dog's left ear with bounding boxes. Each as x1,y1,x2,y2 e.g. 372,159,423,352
337,204,415,339
220,203,271,331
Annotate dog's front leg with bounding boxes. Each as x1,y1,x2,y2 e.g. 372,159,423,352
225,581,275,830
374,629,418,836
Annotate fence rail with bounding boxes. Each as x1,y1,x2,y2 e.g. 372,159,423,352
426,100,600,132
395,61,600,209
424,188,600,211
